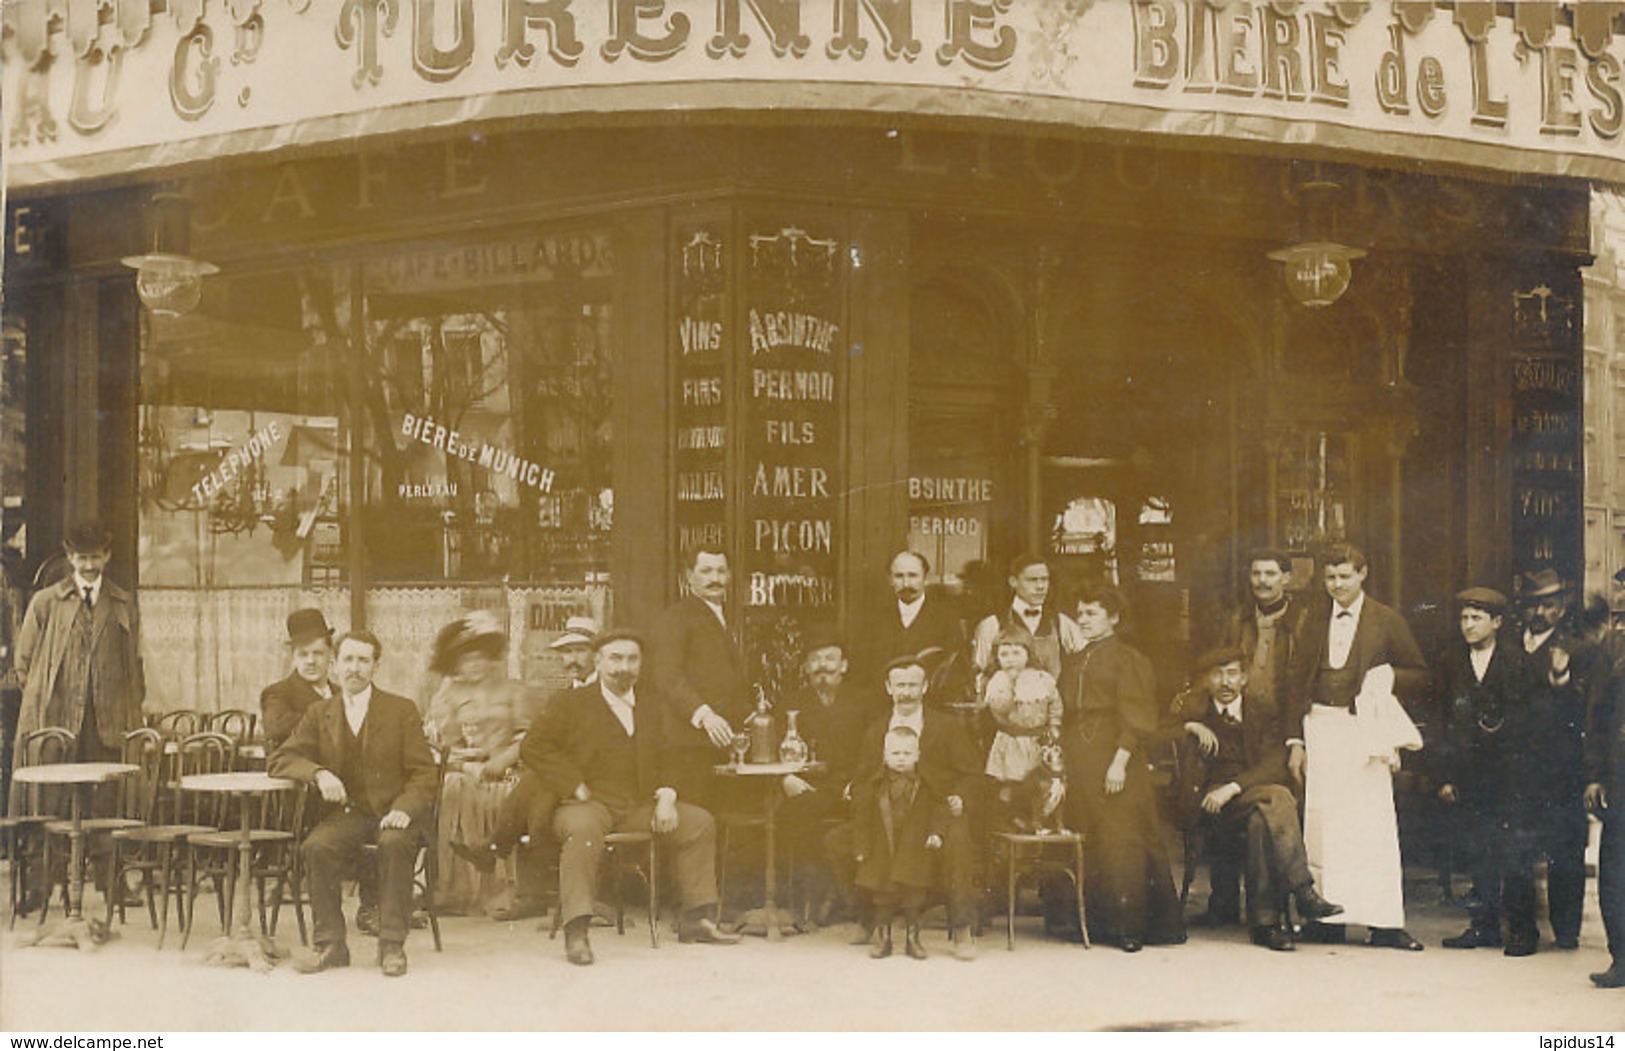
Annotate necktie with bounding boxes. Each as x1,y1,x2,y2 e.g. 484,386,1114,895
83,586,93,608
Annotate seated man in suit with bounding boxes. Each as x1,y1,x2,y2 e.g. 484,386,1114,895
1167,647,1341,951
271,630,438,977
776,628,885,924
528,628,740,965
259,608,335,750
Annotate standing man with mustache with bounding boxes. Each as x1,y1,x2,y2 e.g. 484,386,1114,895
13,520,146,765
649,546,751,810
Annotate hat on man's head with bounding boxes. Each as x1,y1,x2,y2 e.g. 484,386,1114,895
63,520,112,553
430,610,508,673
1457,587,1508,616
1192,646,1247,676
1523,569,1565,600
286,608,332,646
593,627,645,652
800,625,844,655
549,615,600,650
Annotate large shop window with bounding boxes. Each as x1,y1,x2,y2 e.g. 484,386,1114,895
137,228,615,712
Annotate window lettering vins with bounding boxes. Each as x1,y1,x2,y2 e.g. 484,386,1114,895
680,315,723,355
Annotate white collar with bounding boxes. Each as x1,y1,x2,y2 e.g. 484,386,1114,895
343,684,373,708
898,594,925,616
1525,626,1555,652
1212,696,1243,722
1333,593,1365,620
600,682,636,709
1013,601,1043,620
703,599,727,628
73,574,102,604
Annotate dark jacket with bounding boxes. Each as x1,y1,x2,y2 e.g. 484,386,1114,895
648,596,751,745
780,682,885,792
1285,594,1428,741
1429,638,1521,809
259,672,332,750
852,766,947,892
1589,642,1625,791
854,595,966,691
1514,629,1590,811
522,682,670,806
1215,598,1310,709
854,709,983,803
1161,685,1289,830
14,576,145,751
1057,635,1159,757
269,688,438,826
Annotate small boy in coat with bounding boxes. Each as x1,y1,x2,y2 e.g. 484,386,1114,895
853,726,946,960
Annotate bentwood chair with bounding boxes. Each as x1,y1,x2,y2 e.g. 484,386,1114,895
547,831,661,948
181,780,308,948
154,710,206,741
208,710,258,748
107,731,234,947
1,727,76,928
41,729,162,923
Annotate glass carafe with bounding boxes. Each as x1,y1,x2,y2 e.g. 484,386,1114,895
778,709,809,765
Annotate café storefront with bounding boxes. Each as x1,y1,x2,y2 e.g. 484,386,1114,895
1,0,1614,708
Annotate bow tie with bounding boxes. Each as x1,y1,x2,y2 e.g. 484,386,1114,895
1335,609,1353,619
1017,606,1041,620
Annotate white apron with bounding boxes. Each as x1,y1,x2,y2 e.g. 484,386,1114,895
1302,666,1421,930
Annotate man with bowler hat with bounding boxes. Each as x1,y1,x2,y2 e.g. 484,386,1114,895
260,608,336,750
1506,569,1591,954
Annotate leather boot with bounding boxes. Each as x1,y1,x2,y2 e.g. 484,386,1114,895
904,924,927,960
869,923,893,959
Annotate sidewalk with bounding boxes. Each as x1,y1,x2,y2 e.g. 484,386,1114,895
2,870,1621,1031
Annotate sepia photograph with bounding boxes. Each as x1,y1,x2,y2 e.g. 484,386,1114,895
1,0,1624,1035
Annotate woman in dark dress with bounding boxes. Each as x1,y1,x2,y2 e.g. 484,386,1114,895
1058,585,1185,952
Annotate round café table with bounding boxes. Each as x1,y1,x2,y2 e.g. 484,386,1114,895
12,762,138,951
178,772,296,971
713,760,823,940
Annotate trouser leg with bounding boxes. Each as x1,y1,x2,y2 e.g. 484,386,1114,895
1599,798,1625,961
302,811,372,949
940,813,976,930
648,802,718,915
1545,805,1588,942
553,799,614,927
374,827,418,946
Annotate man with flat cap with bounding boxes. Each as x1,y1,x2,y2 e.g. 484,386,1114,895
551,614,600,689
1506,569,1592,954
261,608,336,750
1433,587,1523,952
1166,646,1340,951
526,628,739,965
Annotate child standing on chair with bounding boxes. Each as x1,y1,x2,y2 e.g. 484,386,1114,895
853,727,945,960
983,631,1065,831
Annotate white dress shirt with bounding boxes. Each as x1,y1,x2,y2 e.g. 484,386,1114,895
1469,642,1495,683
1524,627,1554,655
73,574,102,608
888,707,925,737
1212,697,1243,724
342,684,373,736
1327,592,1365,669
897,594,924,629
703,599,728,630
601,683,636,737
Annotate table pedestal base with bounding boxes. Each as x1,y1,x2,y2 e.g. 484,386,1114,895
20,914,113,951
203,929,287,972
730,905,804,940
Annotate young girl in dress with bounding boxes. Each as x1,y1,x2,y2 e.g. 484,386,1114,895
982,630,1065,831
